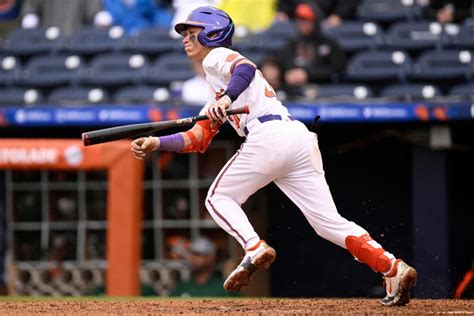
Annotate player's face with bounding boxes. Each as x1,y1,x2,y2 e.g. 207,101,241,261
181,27,211,60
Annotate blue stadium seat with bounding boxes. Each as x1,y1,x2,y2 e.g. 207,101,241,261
114,85,169,104
231,36,253,52
19,54,85,87
246,25,293,53
323,21,383,52
2,27,64,56
345,50,412,81
266,21,297,40
63,26,127,56
449,83,474,100
0,87,44,106
83,53,149,86
448,22,474,49
411,50,473,81
357,0,420,22
145,52,193,85
385,21,449,51
247,34,289,54
127,28,182,55
48,86,109,105
314,84,374,100
233,21,296,53
0,56,21,85
380,83,442,101
242,51,266,66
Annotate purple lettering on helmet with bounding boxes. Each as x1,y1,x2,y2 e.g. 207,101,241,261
174,6,235,48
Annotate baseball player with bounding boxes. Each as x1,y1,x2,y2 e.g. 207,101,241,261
131,6,417,306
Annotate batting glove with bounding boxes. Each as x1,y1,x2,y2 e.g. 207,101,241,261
130,136,158,160
206,94,232,121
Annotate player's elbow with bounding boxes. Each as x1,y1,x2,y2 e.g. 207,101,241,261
180,121,219,154
180,127,204,153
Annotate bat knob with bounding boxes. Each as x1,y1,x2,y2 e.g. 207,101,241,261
82,133,91,146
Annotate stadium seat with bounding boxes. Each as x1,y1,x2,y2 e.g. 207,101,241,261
127,28,182,55
48,86,109,105
385,21,449,51
314,84,374,100
410,50,473,81
0,56,21,85
83,53,149,86
345,50,412,81
145,52,193,85
63,26,127,56
114,85,170,104
357,0,420,22
266,21,297,39
242,51,266,66
246,31,290,54
233,21,295,53
448,22,474,49
323,21,383,52
449,83,474,100
380,83,442,101
19,54,85,87
2,27,64,56
0,87,44,106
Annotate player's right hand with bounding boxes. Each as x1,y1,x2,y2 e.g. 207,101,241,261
131,136,158,160
206,94,232,121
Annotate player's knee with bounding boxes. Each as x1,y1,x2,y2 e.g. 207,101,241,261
205,188,222,209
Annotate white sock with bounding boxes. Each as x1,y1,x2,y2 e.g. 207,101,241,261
245,237,260,251
383,255,397,276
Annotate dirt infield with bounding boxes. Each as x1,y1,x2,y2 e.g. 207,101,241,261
0,298,473,315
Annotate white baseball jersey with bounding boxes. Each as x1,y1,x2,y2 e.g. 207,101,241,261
200,46,370,253
200,47,292,137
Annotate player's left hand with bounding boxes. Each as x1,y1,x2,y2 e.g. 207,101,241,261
206,95,232,121
131,136,158,160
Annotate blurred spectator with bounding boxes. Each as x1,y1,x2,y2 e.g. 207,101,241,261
259,56,288,101
166,194,190,219
268,2,346,98
169,0,220,38
170,237,236,297
20,0,106,36
100,0,173,36
219,0,277,33
0,0,21,39
0,0,20,20
182,60,214,105
419,0,473,23
167,235,191,259
47,233,76,261
276,0,359,28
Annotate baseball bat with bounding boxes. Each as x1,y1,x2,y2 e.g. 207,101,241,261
82,106,249,146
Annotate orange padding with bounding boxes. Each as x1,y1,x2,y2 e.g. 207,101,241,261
181,120,219,154
454,269,473,299
345,234,392,273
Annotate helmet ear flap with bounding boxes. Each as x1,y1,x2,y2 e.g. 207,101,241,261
206,31,220,40
198,30,223,46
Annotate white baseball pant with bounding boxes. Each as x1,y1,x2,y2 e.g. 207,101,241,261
205,118,368,250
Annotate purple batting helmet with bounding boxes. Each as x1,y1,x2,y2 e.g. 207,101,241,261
174,6,234,48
